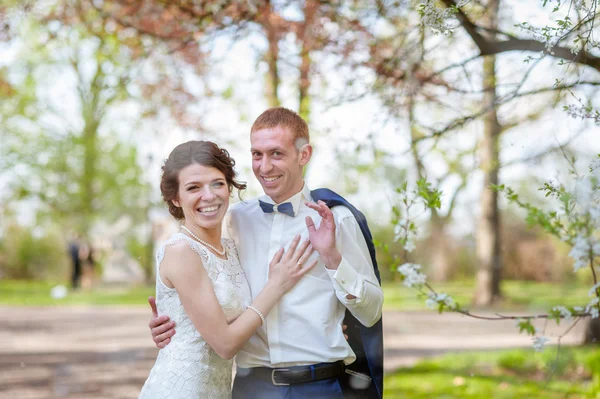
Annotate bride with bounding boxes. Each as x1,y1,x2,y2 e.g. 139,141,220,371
138,141,316,399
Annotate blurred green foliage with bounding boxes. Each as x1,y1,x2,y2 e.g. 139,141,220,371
1,2,155,237
126,235,154,282
496,351,537,374
587,350,600,395
0,223,69,280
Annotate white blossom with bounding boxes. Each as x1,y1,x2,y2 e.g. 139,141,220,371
552,306,573,322
569,235,600,272
532,335,550,352
425,292,455,309
573,0,591,12
393,222,402,237
590,157,600,181
589,283,600,297
438,293,455,308
425,296,437,309
397,263,427,287
564,104,600,124
404,238,416,252
584,297,600,318
418,0,468,36
515,22,560,53
579,159,600,225
393,218,411,242
573,177,598,212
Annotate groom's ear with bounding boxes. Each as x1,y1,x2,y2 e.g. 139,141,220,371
299,143,312,167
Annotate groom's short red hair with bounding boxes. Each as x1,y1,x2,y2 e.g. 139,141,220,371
250,107,310,144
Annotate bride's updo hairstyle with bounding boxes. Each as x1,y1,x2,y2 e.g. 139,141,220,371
160,141,247,220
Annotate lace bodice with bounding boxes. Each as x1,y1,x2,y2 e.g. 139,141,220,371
139,233,251,399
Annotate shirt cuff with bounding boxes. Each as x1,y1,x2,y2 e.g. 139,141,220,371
326,258,364,300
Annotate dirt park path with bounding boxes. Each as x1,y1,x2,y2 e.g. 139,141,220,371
0,306,586,398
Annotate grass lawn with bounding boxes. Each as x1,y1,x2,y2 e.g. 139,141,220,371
0,279,154,306
385,346,600,398
0,279,591,309
383,280,590,312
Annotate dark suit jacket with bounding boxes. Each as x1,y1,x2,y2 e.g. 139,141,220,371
311,188,384,399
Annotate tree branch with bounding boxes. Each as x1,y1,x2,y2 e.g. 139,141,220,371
440,0,600,72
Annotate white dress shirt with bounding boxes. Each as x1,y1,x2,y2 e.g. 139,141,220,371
224,184,383,368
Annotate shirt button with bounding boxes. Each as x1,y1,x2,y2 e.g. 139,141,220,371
341,278,346,284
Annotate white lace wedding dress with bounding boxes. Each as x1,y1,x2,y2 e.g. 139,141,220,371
139,233,251,399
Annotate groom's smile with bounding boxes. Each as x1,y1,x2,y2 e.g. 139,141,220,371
261,175,282,186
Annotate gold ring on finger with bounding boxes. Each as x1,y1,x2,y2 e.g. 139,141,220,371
297,261,303,268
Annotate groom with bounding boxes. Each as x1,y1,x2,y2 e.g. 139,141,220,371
149,107,383,398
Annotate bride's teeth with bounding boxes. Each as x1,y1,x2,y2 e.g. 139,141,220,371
199,206,219,213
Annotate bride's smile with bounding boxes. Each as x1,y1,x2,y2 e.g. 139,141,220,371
172,163,230,235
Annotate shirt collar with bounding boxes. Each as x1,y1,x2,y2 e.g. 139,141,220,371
258,183,312,217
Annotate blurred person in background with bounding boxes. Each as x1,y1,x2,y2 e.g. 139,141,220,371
78,238,95,291
68,233,82,290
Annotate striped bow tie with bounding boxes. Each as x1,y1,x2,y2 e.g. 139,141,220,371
258,200,295,217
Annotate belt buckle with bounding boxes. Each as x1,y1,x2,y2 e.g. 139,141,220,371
271,368,290,386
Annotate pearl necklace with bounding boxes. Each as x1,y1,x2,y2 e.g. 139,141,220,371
180,225,226,256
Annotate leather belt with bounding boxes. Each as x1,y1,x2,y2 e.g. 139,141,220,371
249,361,345,386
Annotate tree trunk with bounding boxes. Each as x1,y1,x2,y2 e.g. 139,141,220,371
298,0,317,121
429,214,453,281
585,318,600,344
473,0,503,306
260,4,281,108
80,99,100,235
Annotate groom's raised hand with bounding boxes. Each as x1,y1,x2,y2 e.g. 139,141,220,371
305,201,356,300
305,200,341,270
148,296,176,349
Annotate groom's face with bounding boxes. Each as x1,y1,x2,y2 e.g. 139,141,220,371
250,125,309,203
